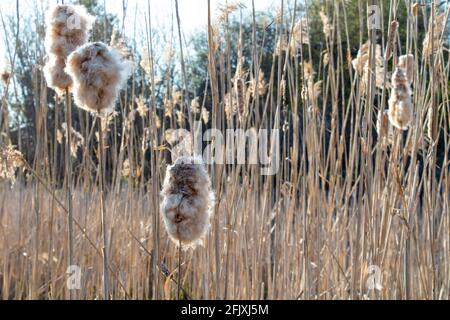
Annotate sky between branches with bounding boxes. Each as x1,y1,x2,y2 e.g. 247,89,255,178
0,0,276,63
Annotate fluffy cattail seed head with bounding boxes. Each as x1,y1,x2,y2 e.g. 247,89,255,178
398,54,415,83
140,47,152,76
0,144,24,184
202,108,210,124
60,123,84,158
66,42,132,116
249,70,267,97
388,67,413,130
289,18,309,55
376,109,394,148
160,156,215,248
44,5,94,58
43,56,73,95
190,97,201,114
224,91,237,121
423,13,446,58
352,42,370,75
319,10,332,38
234,77,247,121
110,27,133,61
0,62,11,85
352,41,386,90
44,4,94,94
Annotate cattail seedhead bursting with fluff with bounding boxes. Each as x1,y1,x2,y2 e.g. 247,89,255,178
60,123,84,158
388,65,413,130
352,41,386,90
377,109,394,148
66,42,132,116
43,4,94,94
319,10,332,38
43,56,73,94
398,54,415,84
140,47,152,76
160,156,215,248
289,18,309,55
0,144,24,184
423,13,446,58
44,5,94,57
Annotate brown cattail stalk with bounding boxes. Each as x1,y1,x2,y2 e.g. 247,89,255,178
289,18,309,55
97,116,109,299
66,40,131,299
64,90,74,299
161,155,214,299
44,4,93,300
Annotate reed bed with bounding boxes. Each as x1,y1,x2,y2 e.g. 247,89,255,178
0,0,449,300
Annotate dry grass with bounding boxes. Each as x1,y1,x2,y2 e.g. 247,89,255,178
0,0,449,300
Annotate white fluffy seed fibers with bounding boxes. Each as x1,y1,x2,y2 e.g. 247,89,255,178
65,42,131,115
43,4,94,94
160,156,215,248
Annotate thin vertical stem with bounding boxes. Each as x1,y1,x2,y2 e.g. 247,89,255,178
174,0,192,134
98,115,110,299
178,240,182,300
65,88,74,300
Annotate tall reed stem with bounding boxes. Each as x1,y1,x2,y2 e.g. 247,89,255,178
65,88,74,299
98,115,110,299
178,240,182,300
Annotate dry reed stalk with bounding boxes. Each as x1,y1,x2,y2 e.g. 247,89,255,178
64,88,74,299
43,4,94,300
97,116,109,299
66,41,131,299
